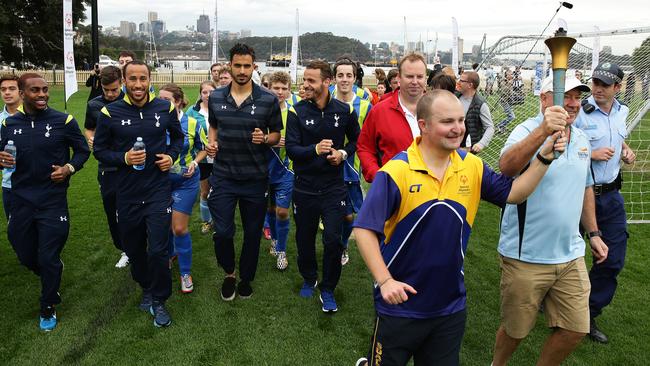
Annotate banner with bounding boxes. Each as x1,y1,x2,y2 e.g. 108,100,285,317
451,17,459,76
211,0,218,64
63,0,77,102
591,26,600,73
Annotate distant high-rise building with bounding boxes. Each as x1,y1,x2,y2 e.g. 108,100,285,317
151,20,165,38
119,21,136,38
240,29,252,38
458,38,464,64
197,14,210,34
148,11,158,23
139,22,150,33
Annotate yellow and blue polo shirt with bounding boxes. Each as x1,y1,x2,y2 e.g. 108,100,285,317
353,138,512,318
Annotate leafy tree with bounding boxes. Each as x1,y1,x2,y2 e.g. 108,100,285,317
632,36,650,76
0,0,89,68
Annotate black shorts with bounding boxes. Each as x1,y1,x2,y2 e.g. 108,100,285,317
199,162,213,181
365,310,466,366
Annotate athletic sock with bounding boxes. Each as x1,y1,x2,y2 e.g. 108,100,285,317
199,198,211,223
275,218,290,252
175,233,192,275
268,212,277,241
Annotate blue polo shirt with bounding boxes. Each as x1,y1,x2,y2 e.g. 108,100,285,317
354,138,512,319
574,96,629,185
498,114,594,264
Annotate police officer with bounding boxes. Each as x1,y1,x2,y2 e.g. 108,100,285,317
286,60,360,313
575,62,636,343
0,73,90,331
94,61,184,328
84,65,129,269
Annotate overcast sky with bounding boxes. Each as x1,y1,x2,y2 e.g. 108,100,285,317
85,0,650,55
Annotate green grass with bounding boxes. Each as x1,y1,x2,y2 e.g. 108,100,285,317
0,86,649,365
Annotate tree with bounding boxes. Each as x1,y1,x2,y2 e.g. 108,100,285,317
632,36,650,76
0,0,89,68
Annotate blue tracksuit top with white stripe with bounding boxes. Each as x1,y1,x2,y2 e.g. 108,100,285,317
0,105,90,206
93,92,184,204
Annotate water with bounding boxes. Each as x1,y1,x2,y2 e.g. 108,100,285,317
133,137,146,171
4,140,16,173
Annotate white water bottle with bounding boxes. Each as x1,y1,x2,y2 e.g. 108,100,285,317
4,140,16,173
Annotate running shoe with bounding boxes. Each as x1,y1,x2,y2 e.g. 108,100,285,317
320,290,338,313
299,280,318,298
139,290,153,311
115,252,129,268
263,227,272,240
150,301,172,327
355,358,368,366
181,274,194,293
221,276,236,301
39,306,57,331
276,251,288,271
200,221,212,235
341,249,350,266
237,281,253,299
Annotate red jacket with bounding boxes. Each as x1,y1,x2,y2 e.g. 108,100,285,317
357,90,414,182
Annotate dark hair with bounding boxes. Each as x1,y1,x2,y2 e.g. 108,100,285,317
123,60,151,78
210,63,221,71
229,43,256,62
333,57,357,78
17,73,45,90
160,83,188,110
100,66,122,86
387,69,399,82
119,50,136,60
472,63,479,70
430,74,457,93
0,74,19,87
306,60,333,80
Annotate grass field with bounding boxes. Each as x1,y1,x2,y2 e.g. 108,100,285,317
0,86,649,365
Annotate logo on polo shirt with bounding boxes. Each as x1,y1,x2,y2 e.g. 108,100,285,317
305,119,314,126
121,119,131,126
154,113,160,127
458,174,471,196
578,147,589,160
334,114,340,127
409,184,422,193
221,105,227,110
45,123,52,138
14,129,22,135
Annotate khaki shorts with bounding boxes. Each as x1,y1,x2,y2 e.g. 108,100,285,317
499,256,591,339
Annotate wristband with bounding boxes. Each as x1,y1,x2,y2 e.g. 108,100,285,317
378,277,393,288
536,152,553,165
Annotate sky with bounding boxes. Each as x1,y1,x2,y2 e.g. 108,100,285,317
84,0,650,55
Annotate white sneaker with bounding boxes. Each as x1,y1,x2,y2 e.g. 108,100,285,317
341,249,350,266
276,251,288,271
201,222,212,235
355,358,368,366
181,274,194,293
115,252,129,268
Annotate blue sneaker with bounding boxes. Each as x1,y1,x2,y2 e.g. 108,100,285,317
299,280,318,298
39,306,57,331
320,290,338,313
150,301,172,327
139,290,153,311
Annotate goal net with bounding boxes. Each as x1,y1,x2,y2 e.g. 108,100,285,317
476,30,650,223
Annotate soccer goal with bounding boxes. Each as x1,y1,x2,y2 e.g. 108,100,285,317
476,28,650,223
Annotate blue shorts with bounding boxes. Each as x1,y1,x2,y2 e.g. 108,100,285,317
269,179,293,209
170,171,200,215
345,182,364,216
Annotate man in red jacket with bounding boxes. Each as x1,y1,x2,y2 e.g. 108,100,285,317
357,53,427,182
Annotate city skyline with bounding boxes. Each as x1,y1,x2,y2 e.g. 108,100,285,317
85,0,650,55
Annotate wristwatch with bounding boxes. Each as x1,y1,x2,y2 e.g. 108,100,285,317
588,230,602,238
338,149,348,161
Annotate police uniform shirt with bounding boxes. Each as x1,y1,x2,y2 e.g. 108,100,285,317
574,95,629,185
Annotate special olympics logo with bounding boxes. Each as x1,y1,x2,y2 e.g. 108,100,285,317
65,13,72,28
66,52,74,63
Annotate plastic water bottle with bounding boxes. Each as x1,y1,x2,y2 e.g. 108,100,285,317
4,140,16,173
133,137,146,171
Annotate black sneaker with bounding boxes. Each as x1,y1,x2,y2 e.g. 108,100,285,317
149,301,171,328
221,276,236,301
237,281,253,299
589,318,609,344
139,290,153,311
